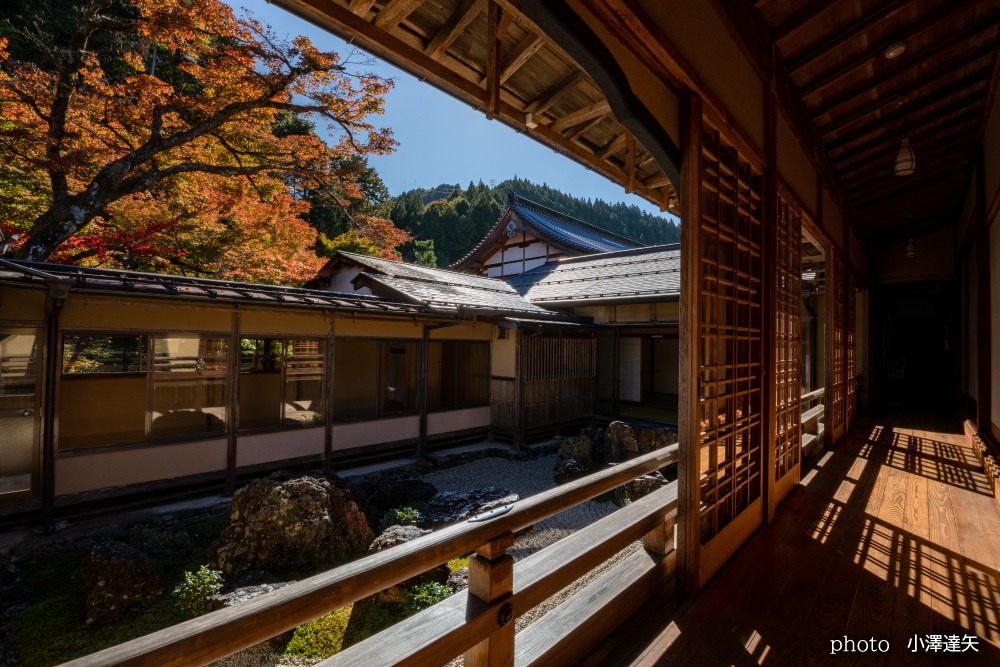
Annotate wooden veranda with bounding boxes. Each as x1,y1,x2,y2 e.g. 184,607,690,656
593,409,1000,665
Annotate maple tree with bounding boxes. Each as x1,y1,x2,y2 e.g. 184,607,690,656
0,0,406,282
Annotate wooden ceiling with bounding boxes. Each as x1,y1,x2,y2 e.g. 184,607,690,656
274,0,679,213
753,0,1000,246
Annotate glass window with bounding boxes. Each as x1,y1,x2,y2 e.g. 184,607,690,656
428,341,489,410
151,335,228,439
238,338,284,431
333,339,378,422
284,340,324,427
380,341,417,414
63,335,146,374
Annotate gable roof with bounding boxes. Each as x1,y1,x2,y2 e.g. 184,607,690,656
506,244,681,305
451,193,641,271
324,251,564,317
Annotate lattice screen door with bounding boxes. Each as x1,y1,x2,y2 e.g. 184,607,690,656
846,274,857,431
694,124,765,581
829,252,846,444
772,194,803,509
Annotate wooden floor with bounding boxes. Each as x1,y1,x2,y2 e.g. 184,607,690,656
593,410,1000,666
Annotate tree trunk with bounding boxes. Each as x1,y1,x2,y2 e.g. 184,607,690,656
14,199,99,262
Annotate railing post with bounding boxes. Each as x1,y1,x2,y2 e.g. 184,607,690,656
464,531,515,667
642,513,676,556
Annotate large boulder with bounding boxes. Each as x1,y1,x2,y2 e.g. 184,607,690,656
367,525,448,604
419,488,519,528
554,457,587,485
579,425,607,464
84,541,165,624
364,476,438,514
208,475,372,579
606,421,678,462
612,470,667,506
557,436,594,470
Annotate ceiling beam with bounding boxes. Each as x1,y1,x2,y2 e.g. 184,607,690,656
831,111,980,171
425,0,486,60
799,2,994,99
769,0,841,42
373,0,422,29
348,0,378,16
524,69,583,115
851,166,968,207
823,77,989,153
550,99,611,132
597,132,627,159
842,144,974,190
499,33,545,84
566,112,606,140
813,44,997,134
787,0,916,74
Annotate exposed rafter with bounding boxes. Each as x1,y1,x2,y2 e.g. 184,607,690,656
425,0,485,60
372,0,422,29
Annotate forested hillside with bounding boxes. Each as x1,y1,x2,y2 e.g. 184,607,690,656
389,177,679,267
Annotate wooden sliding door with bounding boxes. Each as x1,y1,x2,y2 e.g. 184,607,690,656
828,251,846,444
771,194,803,509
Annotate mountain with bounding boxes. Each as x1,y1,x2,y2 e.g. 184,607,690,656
388,177,679,267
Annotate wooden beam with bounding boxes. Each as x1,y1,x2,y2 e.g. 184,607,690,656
824,80,988,154
566,112,606,141
348,0,377,16
597,132,627,159
524,69,584,115
799,2,996,99
496,8,514,40
814,45,997,134
499,33,545,84
831,112,980,172
550,99,610,132
842,144,973,190
642,171,670,189
486,1,501,120
373,0,422,29
851,169,967,207
769,0,840,41
787,0,916,74
625,132,636,194
425,0,486,60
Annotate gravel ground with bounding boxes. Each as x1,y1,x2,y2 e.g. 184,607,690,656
424,454,641,667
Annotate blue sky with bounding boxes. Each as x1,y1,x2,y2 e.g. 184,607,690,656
231,2,671,218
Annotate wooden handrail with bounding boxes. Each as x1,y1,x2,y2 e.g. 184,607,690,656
800,387,825,403
324,483,679,666
66,444,678,667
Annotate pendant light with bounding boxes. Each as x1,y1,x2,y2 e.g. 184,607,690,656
894,99,915,176
904,237,916,259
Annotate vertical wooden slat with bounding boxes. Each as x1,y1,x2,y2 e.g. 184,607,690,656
226,310,240,494
678,91,703,595
763,85,777,524
829,251,846,444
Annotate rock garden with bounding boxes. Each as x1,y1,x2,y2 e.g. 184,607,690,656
0,421,676,666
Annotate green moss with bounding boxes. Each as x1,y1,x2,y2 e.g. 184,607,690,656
283,599,408,660
447,555,469,572
185,515,228,541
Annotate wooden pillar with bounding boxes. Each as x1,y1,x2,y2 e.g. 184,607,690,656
677,90,702,595
975,144,992,436
324,315,334,473
464,532,515,667
226,310,240,495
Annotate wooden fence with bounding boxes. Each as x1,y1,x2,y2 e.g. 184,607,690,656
66,445,679,667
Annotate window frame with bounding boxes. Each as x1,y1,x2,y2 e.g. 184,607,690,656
237,335,327,434
426,339,491,414
331,336,422,424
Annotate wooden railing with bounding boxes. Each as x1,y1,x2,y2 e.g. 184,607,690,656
67,445,679,667
801,387,824,411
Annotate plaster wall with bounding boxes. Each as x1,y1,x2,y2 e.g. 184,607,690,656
777,112,818,218
331,415,419,450
428,406,490,435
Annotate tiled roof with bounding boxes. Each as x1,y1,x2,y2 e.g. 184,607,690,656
508,196,641,254
507,244,681,304
338,252,561,316
0,260,427,314
450,194,641,270
359,273,553,315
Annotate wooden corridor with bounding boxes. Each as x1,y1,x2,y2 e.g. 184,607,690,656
592,411,1000,666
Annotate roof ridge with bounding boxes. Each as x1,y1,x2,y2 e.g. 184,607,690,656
508,193,641,247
